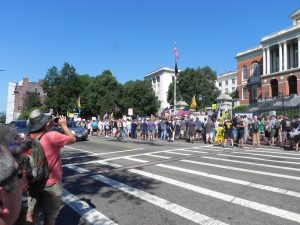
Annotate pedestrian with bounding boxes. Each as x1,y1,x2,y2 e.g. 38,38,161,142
223,117,234,147
25,109,76,225
237,116,246,148
0,144,28,225
251,116,261,146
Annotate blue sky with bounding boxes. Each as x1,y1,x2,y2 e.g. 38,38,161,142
0,0,299,112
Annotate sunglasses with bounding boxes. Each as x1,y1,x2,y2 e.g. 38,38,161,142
0,164,23,187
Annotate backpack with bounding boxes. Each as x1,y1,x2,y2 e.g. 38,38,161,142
253,121,260,131
23,133,49,197
274,120,281,130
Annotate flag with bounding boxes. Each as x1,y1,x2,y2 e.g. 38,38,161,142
174,44,179,76
77,95,81,113
103,112,108,120
190,95,197,109
150,114,155,121
175,61,178,76
174,45,179,61
109,112,114,120
67,110,70,117
112,103,120,113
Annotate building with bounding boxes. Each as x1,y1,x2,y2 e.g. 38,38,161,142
144,67,176,113
216,71,237,95
236,8,300,106
6,77,45,124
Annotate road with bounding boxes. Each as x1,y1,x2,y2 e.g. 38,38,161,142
56,136,300,225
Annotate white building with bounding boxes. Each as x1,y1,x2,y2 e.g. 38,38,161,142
6,82,16,124
216,71,237,95
144,67,176,113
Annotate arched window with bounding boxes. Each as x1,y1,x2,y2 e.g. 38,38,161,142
270,79,279,97
288,75,297,95
242,66,247,80
251,62,260,78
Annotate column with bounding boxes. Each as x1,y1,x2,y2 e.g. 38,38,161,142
298,37,300,68
283,41,288,70
267,47,271,74
263,48,267,75
272,50,276,72
290,44,294,68
279,43,283,71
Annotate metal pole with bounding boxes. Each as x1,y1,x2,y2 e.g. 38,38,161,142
174,75,176,115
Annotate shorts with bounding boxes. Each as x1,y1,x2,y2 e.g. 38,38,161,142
237,129,244,139
28,182,62,218
224,130,233,139
270,128,277,138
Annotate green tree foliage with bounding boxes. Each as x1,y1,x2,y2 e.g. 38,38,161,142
43,63,82,115
167,66,220,109
18,92,43,119
122,80,159,117
0,112,5,124
87,70,123,118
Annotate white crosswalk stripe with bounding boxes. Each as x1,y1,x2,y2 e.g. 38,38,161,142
61,144,300,225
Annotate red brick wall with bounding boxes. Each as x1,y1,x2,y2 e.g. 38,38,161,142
237,55,263,104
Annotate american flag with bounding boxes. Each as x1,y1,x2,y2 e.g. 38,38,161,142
174,46,179,61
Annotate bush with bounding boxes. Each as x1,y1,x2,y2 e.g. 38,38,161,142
233,105,249,113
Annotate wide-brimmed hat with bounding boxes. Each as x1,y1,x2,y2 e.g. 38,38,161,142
26,109,51,132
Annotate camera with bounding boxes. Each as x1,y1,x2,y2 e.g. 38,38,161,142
53,117,60,123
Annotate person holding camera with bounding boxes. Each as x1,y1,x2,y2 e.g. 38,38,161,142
25,109,76,225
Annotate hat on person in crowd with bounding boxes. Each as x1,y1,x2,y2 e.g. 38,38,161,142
26,109,51,132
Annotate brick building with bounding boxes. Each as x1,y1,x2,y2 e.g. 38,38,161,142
236,8,300,106
6,77,45,124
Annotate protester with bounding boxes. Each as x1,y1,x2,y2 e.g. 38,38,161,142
223,117,234,147
25,109,76,225
0,144,28,225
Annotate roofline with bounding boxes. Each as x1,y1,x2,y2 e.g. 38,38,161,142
218,71,237,78
144,67,176,78
289,8,300,19
236,46,262,58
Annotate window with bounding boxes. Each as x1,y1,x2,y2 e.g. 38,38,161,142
232,78,235,84
242,66,247,80
232,87,235,92
251,62,260,78
252,85,257,99
219,82,221,87
242,87,247,100
225,88,228,94
225,80,228,85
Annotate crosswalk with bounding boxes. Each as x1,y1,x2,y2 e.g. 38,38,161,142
61,144,300,225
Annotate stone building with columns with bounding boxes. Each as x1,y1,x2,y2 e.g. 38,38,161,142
236,8,300,106
144,67,176,114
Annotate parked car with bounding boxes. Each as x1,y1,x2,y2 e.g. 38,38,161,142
8,120,28,140
67,121,88,141
51,121,88,141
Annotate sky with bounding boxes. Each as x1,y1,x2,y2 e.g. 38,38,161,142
0,0,299,112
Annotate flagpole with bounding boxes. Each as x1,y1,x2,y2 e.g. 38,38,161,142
174,75,176,116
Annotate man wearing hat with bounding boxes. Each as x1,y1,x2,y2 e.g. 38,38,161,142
0,125,28,225
25,109,76,225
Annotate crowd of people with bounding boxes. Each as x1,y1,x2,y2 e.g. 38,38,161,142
1,109,300,225
80,114,300,150
0,109,76,225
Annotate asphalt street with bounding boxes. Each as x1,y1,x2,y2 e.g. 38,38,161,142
55,136,300,225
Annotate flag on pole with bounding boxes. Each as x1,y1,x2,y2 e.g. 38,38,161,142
67,110,70,117
77,95,81,113
174,44,179,76
112,103,120,113
190,95,197,109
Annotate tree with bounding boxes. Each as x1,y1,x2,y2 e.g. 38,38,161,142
167,66,220,110
122,80,159,117
0,112,5,124
18,92,43,119
86,70,123,118
43,63,83,115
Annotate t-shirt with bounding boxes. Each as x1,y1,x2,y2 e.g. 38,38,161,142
224,121,233,131
31,131,71,185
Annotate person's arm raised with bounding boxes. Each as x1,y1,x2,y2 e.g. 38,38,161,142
58,116,76,144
